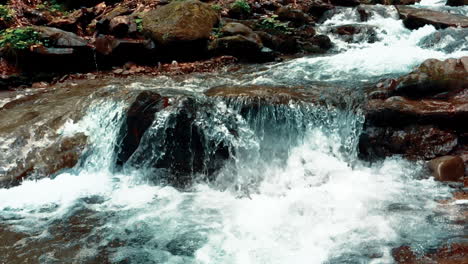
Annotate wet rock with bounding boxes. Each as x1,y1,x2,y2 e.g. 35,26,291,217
307,0,335,19
392,246,418,263
142,0,218,55
302,34,332,53
166,233,207,257
446,0,468,6
359,125,458,160
396,6,468,29
116,92,232,188
330,24,379,43
276,7,311,27
205,85,321,104
0,133,88,188
116,91,168,165
366,57,468,130
429,155,465,182
365,96,468,129
392,57,468,99
393,243,468,264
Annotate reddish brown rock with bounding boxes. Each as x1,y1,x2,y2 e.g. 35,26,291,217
429,155,465,182
392,57,468,99
393,243,468,264
359,125,458,160
396,6,468,29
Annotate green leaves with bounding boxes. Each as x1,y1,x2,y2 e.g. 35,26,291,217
135,17,143,32
0,5,13,22
231,0,251,14
36,0,68,14
0,27,48,50
257,15,292,35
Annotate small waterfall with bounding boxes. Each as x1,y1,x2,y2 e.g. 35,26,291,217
0,90,459,263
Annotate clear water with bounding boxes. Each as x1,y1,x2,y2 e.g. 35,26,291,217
0,3,466,264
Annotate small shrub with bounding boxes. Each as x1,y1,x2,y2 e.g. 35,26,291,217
257,15,292,34
211,4,222,12
230,0,251,14
0,27,49,50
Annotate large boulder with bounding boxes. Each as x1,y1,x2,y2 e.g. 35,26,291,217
396,6,468,29
141,0,218,52
392,57,468,99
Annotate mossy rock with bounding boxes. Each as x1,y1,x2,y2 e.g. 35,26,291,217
141,0,219,46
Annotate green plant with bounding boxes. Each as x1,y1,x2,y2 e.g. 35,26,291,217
37,0,68,14
211,4,222,12
257,15,292,34
230,0,250,14
211,23,225,39
0,5,14,22
135,17,143,32
0,27,49,50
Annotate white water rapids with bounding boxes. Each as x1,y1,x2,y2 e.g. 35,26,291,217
0,3,467,264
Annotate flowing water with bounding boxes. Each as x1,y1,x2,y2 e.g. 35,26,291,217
0,3,467,264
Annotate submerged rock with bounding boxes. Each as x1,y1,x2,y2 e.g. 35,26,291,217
396,6,468,29
116,91,169,165
115,92,232,188
429,155,465,182
330,24,379,43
